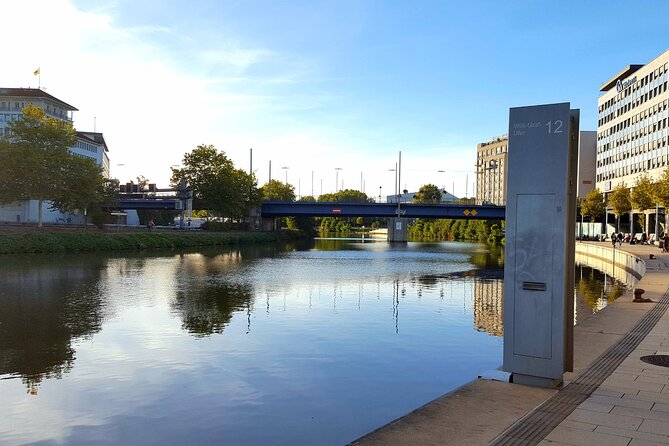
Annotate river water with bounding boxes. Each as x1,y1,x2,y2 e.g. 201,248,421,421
0,239,627,445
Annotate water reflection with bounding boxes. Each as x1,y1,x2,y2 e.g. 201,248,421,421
172,282,254,337
469,245,505,269
574,264,627,325
473,279,504,336
0,241,632,446
468,262,631,336
0,255,108,392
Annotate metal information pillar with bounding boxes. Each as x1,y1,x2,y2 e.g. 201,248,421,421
503,103,579,388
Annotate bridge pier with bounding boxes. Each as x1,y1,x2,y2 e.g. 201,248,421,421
261,217,277,231
388,217,408,243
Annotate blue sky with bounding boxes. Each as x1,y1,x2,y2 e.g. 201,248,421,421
6,1,669,198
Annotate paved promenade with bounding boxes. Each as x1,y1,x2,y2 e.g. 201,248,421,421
351,242,669,446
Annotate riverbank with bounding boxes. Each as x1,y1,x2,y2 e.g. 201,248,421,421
0,230,281,254
351,242,669,445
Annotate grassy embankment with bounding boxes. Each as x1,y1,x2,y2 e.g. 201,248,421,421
0,231,280,254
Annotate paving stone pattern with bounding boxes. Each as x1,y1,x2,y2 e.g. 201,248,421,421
490,287,669,446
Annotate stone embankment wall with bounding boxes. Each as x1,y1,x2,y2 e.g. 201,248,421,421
574,242,645,286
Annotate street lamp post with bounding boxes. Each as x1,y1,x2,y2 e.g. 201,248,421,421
282,166,289,185
335,167,342,192
397,150,402,217
389,166,397,198
437,169,446,193
486,160,499,205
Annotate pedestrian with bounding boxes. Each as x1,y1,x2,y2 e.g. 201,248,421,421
664,233,669,253
611,235,617,249
617,232,623,247
147,218,155,231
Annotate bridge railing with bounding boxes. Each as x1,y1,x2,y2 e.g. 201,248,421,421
260,201,505,220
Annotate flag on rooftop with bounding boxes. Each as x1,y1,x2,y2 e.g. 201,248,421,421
33,68,40,76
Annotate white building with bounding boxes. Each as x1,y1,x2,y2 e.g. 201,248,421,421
0,88,111,224
476,136,508,206
577,131,597,200
74,131,110,178
597,49,669,233
596,51,669,192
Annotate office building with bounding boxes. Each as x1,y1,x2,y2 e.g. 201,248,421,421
0,88,111,223
596,49,669,192
577,131,597,200
74,131,110,178
475,136,508,206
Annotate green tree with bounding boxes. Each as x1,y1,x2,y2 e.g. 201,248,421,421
630,175,655,233
318,189,371,203
653,168,669,234
136,175,150,189
609,183,631,232
261,179,295,202
413,184,443,204
316,189,371,234
50,156,107,227
581,188,606,224
171,145,260,219
0,104,77,227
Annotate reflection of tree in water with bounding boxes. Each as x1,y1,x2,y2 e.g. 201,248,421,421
172,282,253,337
469,245,504,269
0,255,107,392
169,251,260,337
574,265,628,324
313,239,353,251
577,275,604,309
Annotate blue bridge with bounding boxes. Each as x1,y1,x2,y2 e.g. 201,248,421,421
260,202,505,220
111,199,506,221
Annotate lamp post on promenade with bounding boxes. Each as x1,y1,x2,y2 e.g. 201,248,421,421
282,166,289,186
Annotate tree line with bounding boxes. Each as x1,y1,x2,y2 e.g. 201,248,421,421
580,172,669,234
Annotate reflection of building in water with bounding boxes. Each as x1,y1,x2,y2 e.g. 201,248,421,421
473,278,504,337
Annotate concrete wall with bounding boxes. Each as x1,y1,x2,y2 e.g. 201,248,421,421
0,200,86,224
575,242,645,287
